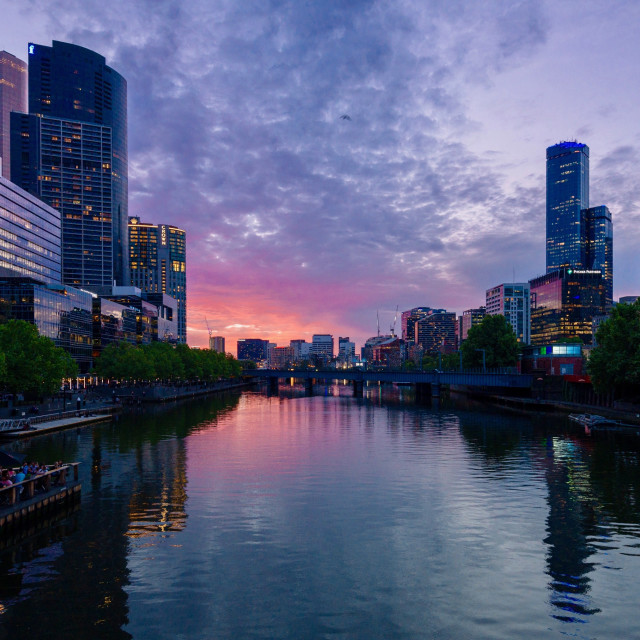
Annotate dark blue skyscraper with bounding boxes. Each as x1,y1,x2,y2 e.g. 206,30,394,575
11,41,128,290
546,141,612,306
546,141,590,271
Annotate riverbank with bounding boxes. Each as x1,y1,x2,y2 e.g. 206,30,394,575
463,390,640,425
0,378,253,440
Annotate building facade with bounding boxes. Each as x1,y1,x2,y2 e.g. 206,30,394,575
12,114,115,289
290,339,310,363
529,268,606,346
210,336,225,353
310,334,334,364
401,307,443,343
415,312,457,354
0,276,93,371
0,176,62,284
92,297,137,360
0,51,27,180
11,40,129,288
459,307,486,343
237,338,269,363
485,283,530,343
546,141,613,306
129,216,186,343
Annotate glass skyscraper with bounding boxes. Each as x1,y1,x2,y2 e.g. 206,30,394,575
0,175,61,284
546,141,613,306
0,51,27,180
129,217,187,343
10,40,128,289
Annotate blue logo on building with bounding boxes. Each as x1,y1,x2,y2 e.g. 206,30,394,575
28,44,35,55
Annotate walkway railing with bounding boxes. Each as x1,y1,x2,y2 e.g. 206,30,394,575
0,463,80,508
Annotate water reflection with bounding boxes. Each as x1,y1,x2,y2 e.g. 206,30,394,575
0,387,639,638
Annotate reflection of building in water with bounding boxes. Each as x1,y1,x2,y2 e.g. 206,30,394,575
539,437,601,622
126,439,188,538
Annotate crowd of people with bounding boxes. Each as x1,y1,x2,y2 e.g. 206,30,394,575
0,461,65,500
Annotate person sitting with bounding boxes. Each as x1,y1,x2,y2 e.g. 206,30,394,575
1,470,12,487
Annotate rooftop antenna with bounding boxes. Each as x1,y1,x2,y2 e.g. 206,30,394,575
377,310,380,337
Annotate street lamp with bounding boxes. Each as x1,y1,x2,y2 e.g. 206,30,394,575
476,349,486,373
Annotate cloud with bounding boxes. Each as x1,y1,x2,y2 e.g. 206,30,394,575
21,0,557,348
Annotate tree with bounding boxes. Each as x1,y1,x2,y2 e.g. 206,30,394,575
0,319,77,396
461,314,520,370
588,300,640,399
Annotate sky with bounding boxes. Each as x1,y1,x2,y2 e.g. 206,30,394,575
1,0,639,353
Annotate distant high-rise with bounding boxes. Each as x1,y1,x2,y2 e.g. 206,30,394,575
486,283,530,343
0,51,27,180
237,338,269,363
129,217,187,343
11,41,128,288
546,141,612,306
210,336,225,353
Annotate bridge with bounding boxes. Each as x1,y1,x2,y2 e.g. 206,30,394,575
244,369,534,398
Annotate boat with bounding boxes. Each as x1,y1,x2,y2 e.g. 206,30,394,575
569,413,614,427
569,413,640,435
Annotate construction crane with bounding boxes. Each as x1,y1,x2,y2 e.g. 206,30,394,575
205,316,212,347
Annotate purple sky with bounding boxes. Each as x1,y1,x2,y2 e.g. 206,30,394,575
2,0,639,352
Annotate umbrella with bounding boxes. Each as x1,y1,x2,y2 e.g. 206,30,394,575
0,450,27,467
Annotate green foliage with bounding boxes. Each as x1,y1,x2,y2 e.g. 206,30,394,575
0,319,77,396
93,341,242,382
588,300,640,398
461,314,520,369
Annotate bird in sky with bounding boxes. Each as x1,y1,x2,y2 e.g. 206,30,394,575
340,114,352,121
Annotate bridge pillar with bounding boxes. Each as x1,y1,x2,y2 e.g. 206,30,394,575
268,376,279,393
304,378,314,395
353,380,363,397
415,383,431,402
431,383,440,399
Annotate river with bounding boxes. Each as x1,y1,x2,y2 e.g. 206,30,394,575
0,383,639,639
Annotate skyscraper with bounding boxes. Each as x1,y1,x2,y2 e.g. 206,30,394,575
0,51,27,180
129,216,187,343
10,41,129,288
546,141,590,272
546,141,613,306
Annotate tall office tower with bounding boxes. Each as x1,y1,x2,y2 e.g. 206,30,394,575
486,283,531,343
0,51,27,180
10,41,128,288
128,216,187,343
546,141,590,272
546,141,613,306
584,205,613,306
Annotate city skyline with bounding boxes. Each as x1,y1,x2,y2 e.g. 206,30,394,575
1,0,639,353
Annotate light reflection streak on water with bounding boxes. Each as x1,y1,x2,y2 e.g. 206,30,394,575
1,388,640,639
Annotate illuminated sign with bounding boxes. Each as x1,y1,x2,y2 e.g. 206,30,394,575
566,269,600,275
161,225,167,246
28,44,35,55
